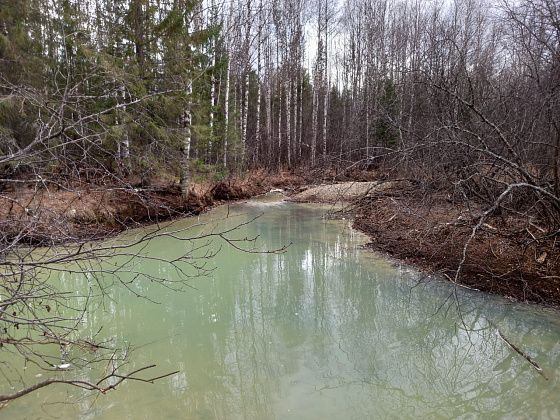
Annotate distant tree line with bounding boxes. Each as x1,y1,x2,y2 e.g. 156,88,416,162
1,0,556,194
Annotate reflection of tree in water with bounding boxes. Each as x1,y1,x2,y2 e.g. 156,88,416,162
194,204,559,418
328,271,559,417
39,203,560,419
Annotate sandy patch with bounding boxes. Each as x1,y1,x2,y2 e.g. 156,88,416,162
288,181,402,203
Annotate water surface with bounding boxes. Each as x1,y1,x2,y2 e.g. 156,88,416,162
3,196,560,419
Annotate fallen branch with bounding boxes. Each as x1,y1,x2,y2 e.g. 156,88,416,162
0,365,179,403
488,320,548,380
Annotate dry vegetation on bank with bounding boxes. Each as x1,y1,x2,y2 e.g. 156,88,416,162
0,170,309,245
352,187,560,307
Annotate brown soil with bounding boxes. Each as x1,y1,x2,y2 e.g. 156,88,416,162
351,187,560,307
0,169,310,246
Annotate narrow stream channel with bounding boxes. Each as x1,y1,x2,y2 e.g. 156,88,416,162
4,195,560,419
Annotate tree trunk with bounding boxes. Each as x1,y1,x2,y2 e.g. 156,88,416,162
255,70,261,166
223,57,230,168
209,46,216,163
241,71,250,167
286,79,291,167
118,85,130,172
311,86,318,166
180,81,192,198
297,71,303,162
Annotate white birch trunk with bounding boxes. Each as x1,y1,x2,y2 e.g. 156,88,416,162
223,57,230,168
322,83,328,159
277,86,282,168
209,44,216,162
311,87,318,166
365,80,370,160
180,80,192,198
266,72,272,166
322,4,328,160
276,40,282,168
242,71,249,166
118,85,130,171
286,79,291,167
298,73,303,162
255,72,261,166
254,0,262,166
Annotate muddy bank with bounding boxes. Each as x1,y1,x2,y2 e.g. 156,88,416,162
0,170,309,246
293,181,560,308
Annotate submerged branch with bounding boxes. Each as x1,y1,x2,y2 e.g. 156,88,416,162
488,320,548,380
0,365,179,403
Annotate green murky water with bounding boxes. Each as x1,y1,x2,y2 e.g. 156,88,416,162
3,195,560,419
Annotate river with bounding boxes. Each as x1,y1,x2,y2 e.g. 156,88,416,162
3,194,560,418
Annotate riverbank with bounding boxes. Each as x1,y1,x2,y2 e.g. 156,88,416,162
3,172,559,307
0,170,309,246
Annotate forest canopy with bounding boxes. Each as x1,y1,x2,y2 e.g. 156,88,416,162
0,0,557,192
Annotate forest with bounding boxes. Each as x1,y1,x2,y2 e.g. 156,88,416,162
0,0,559,409
1,0,557,185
